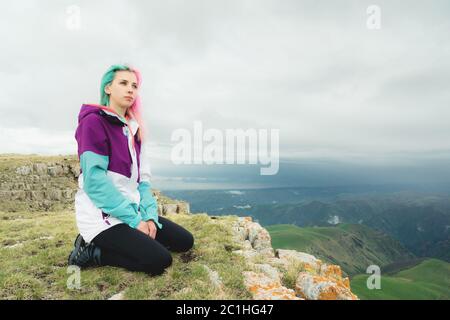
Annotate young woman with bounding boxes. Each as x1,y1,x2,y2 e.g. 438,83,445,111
68,64,194,276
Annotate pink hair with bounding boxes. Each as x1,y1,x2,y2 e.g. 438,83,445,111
124,66,147,144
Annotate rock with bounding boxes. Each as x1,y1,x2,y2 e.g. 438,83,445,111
295,272,358,300
163,204,178,215
242,271,302,300
242,240,253,250
275,249,322,273
232,249,260,260
232,217,273,255
16,166,32,175
48,189,62,201
108,292,125,300
30,191,44,200
48,166,64,177
63,189,74,199
229,216,358,300
33,163,47,175
177,202,190,214
69,164,80,178
11,190,26,201
250,224,272,252
232,223,249,242
252,263,282,283
4,242,24,249
320,264,341,280
152,189,162,199
159,202,190,215
63,165,70,175
265,257,290,270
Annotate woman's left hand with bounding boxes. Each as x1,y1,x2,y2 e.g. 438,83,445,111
147,220,157,239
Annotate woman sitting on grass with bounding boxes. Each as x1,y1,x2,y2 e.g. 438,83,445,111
68,64,194,276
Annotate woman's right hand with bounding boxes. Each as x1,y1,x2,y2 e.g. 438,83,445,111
137,221,150,235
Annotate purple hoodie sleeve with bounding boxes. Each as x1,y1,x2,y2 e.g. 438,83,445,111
75,114,110,158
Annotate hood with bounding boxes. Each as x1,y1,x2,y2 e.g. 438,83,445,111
78,104,102,123
78,104,126,126
78,104,140,137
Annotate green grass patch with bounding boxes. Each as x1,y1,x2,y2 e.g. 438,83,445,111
0,210,253,300
351,259,450,300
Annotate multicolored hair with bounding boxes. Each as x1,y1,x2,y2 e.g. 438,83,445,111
100,64,146,143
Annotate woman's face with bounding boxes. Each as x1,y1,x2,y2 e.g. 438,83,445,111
105,70,139,109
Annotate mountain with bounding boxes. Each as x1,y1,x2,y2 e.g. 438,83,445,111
267,223,415,276
266,223,450,299
164,189,450,262
254,196,450,262
351,259,450,300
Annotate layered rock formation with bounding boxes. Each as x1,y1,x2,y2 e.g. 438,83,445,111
0,155,189,215
230,217,358,300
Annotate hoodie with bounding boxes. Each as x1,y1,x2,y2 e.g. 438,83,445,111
74,104,162,243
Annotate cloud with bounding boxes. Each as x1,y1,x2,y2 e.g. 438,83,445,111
1,0,450,188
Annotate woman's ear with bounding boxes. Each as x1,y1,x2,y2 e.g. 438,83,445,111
104,84,111,95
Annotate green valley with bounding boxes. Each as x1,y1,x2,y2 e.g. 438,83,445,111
267,223,414,276
351,259,450,300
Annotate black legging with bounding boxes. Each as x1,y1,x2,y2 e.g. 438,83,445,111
92,215,194,276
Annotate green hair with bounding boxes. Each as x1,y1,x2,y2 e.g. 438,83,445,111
99,64,145,142
100,64,138,107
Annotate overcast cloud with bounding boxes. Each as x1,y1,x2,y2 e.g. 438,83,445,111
1,0,449,189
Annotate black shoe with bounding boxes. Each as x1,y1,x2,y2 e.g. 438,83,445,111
68,234,102,268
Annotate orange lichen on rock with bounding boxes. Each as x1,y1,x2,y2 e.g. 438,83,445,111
320,264,343,279
342,277,351,289
295,272,358,300
243,271,303,300
232,217,358,300
317,283,358,300
312,275,330,284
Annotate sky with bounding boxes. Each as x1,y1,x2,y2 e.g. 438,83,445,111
1,0,450,189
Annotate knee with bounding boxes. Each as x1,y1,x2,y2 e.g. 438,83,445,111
143,251,172,276
164,252,173,268
180,232,195,252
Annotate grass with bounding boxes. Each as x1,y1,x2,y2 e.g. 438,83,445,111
281,260,312,289
350,259,450,300
0,210,253,300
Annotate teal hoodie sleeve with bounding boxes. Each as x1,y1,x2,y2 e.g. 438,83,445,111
80,151,142,229
138,181,163,229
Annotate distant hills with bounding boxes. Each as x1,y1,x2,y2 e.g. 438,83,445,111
164,187,450,300
267,223,414,276
251,195,450,262
267,223,450,300
165,188,450,262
